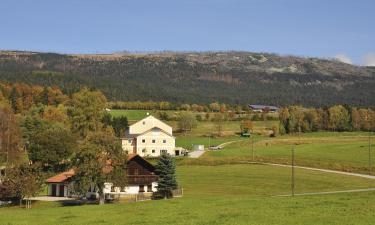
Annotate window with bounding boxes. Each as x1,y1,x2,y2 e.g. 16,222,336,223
147,184,152,192
139,185,145,193
152,140,156,143
142,139,145,143
152,149,155,153
142,121,145,125
142,149,146,153
160,150,167,154
163,140,166,143
128,139,132,143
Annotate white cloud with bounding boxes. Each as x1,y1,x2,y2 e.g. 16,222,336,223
334,54,352,64
363,53,375,66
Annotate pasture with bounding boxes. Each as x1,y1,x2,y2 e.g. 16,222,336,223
1,164,375,225
204,132,375,174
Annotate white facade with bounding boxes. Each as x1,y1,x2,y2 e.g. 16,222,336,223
85,182,158,198
122,116,177,156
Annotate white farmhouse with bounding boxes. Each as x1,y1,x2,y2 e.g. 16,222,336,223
122,115,180,157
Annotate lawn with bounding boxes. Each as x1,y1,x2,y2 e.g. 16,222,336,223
109,109,152,121
1,164,375,225
204,132,375,174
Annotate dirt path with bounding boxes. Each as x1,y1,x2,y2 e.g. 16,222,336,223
188,150,205,158
257,162,375,180
217,139,246,148
275,188,375,197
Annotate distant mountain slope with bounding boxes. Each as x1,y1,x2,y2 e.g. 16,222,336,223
0,51,374,107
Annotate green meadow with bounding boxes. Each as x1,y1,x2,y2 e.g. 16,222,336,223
1,164,375,225
204,132,375,174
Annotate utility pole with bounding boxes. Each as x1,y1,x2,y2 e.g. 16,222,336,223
369,134,372,175
291,145,295,197
252,136,254,161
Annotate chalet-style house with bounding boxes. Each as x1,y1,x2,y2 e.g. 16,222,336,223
122,115,179,157
46,154,158,198
248,104,279,113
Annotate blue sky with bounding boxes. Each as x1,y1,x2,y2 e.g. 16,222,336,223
1,0,374,65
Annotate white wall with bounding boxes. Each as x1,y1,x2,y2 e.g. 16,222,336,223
136,129,175,157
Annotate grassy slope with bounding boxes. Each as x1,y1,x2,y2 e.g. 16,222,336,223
204,132,375,174
1,164,375,225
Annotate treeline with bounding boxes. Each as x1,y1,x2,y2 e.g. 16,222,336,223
0,82,68,113
109,101,247,112
279,105,375,134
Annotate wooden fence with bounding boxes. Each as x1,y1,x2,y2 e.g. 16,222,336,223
107,188,184,203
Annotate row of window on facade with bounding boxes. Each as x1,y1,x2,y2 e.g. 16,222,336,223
128,139,167,144
110,185,153,193
141,149,168,154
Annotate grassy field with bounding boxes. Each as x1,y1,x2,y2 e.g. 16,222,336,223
109,109,153,121
1,164,375,225
203,132,375,174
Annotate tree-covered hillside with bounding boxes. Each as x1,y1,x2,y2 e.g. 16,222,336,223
0,51,374,107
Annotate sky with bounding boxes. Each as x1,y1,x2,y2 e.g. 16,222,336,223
1,0,374,65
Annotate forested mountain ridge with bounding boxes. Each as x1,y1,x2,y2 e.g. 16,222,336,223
0,50,374,107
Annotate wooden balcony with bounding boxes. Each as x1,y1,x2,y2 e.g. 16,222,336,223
127,175,158,185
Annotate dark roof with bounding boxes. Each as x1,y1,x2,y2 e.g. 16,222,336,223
46,154,151,183
248,104,279,110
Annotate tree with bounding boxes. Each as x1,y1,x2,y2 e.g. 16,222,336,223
328,105,350,131
177,112,197,132
278,107,290,134
240,120,253,133
209,102,220,112
180,104,191,111
154,153,178,199
2,164,44,208
0,103,23,165
9,87,20,113
68,88,107,138
42,105,69,124
270,125,278,137
27,124,75,172
72,129,127,204
351,108,361,131
213,113,225,136
111,116,128,137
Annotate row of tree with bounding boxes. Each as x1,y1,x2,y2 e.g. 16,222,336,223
279,105,375,134
0,82,68,114
109,100,247,112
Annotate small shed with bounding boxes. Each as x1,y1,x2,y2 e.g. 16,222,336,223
192,145,204,151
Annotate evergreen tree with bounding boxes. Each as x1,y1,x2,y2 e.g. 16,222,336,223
41,87,49,105
154,154,178,199
112,116,128,137
9,87,19,113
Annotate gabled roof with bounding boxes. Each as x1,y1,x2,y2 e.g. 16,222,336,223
45,154,152,183
129,115,172,134
46,169,75,183
136,127,175,138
